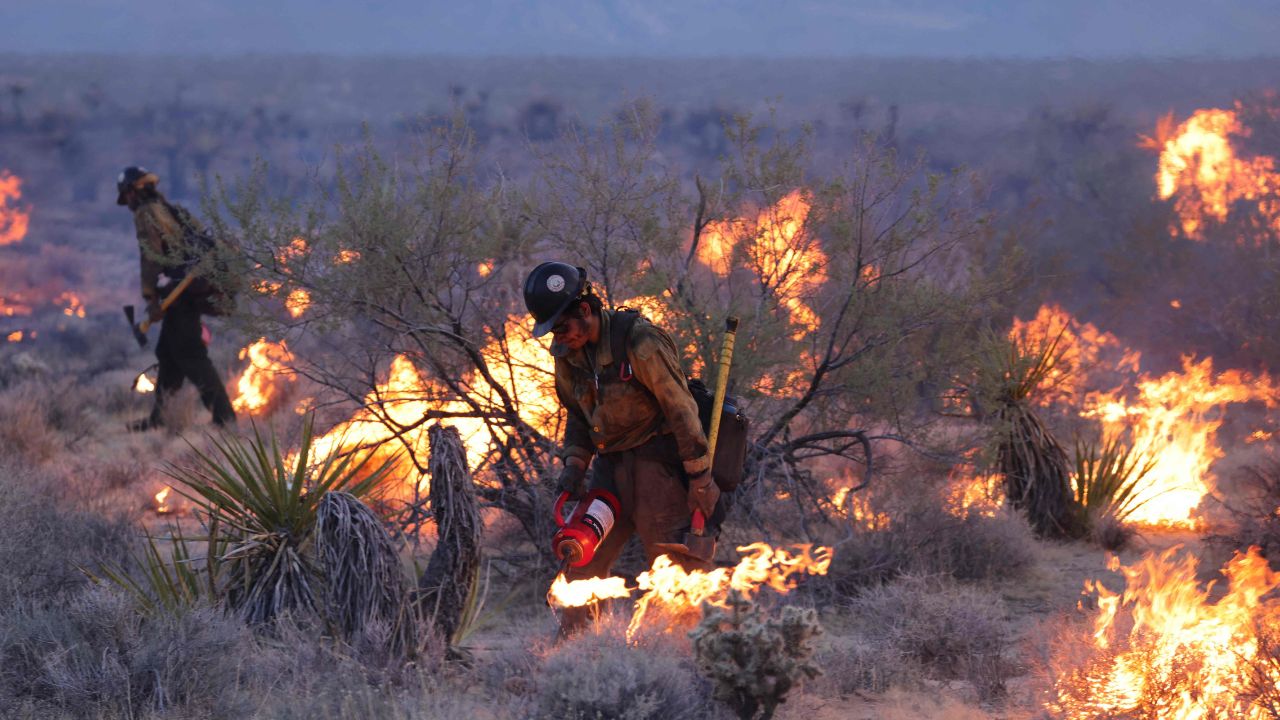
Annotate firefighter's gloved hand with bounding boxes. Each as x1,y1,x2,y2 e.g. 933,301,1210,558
145,297,164,324
557,456,589,499
687,469,720,518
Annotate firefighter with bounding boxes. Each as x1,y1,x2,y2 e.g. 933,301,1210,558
117,166,236,430
525,262,722,600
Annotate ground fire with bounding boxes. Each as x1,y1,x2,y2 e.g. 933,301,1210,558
546,543,831,641
0,170,29,246
1049,545,1280,718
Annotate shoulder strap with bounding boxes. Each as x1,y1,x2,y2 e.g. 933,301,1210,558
608,309,642,381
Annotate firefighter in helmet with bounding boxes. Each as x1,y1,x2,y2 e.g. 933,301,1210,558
525,262,722,605
117,166,236,430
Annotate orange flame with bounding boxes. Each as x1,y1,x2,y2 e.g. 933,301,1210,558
549,543,831,641
6,330,23,342
0,171,30,246
0,295,32,317
1050,545,1280,718
55,291,85,318
154,487,172,514
285,288,310,318
944,470,1004,519
1009,304,1136,406
1148,106,1280,242
699,191,826,338
547,573,631,608
231,339,294,415
304,314,558,495
1083,356,1277,527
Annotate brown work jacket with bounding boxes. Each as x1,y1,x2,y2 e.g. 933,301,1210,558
132,196,185,302
554,309,711,477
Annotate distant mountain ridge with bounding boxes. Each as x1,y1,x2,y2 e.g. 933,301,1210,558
5,0,1280,57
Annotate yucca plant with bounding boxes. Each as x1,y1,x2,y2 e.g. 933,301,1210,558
169,415,398,624
974,326,1083,539
1072,435,1158,531
92,529,214,615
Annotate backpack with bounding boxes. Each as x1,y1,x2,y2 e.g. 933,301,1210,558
161,200,238,316
609,309,750,491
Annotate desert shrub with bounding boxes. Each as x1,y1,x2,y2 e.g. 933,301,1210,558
0,586,257,719
815,635,926,696
1071,435,1156,549
168,416,397,624
533,621,722,720
826,500,1037,594
850,575,1013,702
0,462,133,605
0,383,62,462
1213,460,1280,561
690,589,823,720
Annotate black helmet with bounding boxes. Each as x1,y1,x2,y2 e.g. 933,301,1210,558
523,261,587,337
116,166,157,205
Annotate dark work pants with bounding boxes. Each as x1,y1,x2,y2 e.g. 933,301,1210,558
559,433,722,633
150,295,236,427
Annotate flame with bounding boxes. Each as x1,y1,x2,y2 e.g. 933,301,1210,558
477,260,494,277
944,470,1004,519
154,487,172,514
549,543,831,641
276,236,308,266
1050,546,1280,719
305,314,558,495
335,249,360,265
285,288,310,318
1147,106,1280,242
55,291,85,318
547,573,631,607
1009,304,1135,406
0,171,30,246
231,339,294,415
134,371,156,394
1083,356,1277,527
6,330,23,342
0,295,32,317
699,191,826,338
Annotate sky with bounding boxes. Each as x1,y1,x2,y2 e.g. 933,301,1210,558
3,0,1280,58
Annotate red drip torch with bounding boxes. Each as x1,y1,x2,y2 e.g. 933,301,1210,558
551,488,620,577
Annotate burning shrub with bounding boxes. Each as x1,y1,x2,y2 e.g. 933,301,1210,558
689,588,823,720
1214,459,1280,562
1071,435,1157,550
534,619,720,720
971,326,1083,539
850,575,1013,702
1045,545,1280,719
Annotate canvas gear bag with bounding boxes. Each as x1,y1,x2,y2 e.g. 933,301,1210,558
609,309,750,491
160,200,238,316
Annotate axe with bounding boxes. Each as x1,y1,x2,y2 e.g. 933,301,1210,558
122,274,198,347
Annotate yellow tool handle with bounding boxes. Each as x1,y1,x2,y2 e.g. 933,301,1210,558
138,273,199,333
706,316,739,459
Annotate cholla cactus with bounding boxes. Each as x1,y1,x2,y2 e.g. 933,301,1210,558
689,589,823,720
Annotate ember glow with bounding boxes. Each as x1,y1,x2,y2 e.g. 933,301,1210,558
1147,106,1280,242
285,288,310,318
1083,356,1277,527
0,295,32,317
56,292,85,318
6,330,24,342
1049,546,1280,719
547,543,831,641
231,339,294,415
0,171,30,246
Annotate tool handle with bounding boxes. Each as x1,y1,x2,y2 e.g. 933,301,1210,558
691,508,706,535
706,316,739,460
553,490,570,528
138,274,199,333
